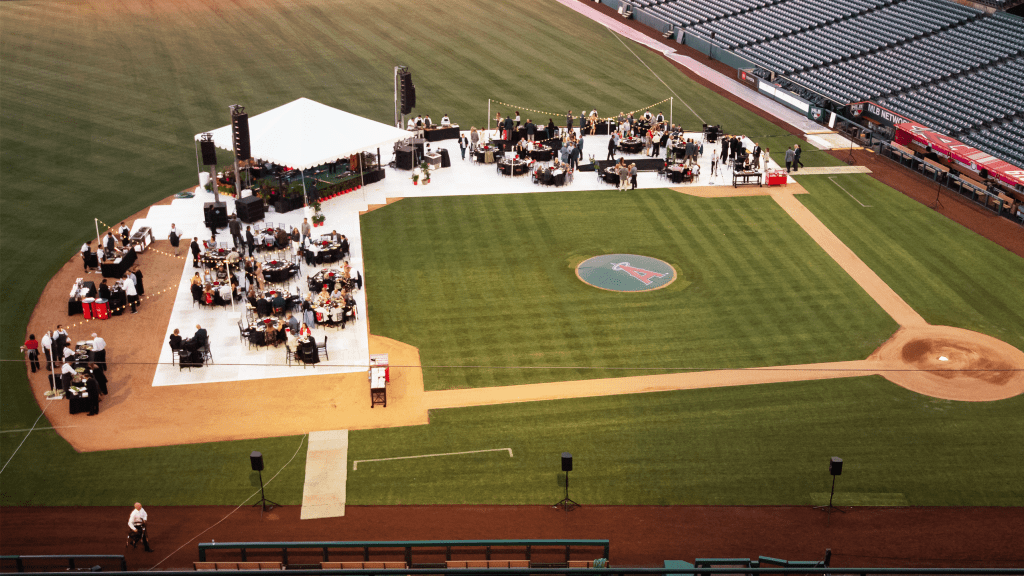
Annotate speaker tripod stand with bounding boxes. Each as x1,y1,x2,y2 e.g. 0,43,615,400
553,469,580,512
813,474,845,515
252,469,281,515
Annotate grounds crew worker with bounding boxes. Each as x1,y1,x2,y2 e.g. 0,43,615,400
127,502,153,552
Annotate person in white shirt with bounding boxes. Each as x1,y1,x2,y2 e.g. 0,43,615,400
440,114,451,126
423,115,432,128
407,117,416,130
81,241,93,272
91,333,106,367
63,344,75,362
41,331,53,368
127,503,153,552
123,273,138,314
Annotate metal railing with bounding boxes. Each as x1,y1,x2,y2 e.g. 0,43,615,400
197,540,611,567
0,555,127,573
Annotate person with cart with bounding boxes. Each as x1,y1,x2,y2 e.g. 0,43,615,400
126,502,153,552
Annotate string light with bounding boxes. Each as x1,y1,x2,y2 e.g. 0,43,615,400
489,97,673,123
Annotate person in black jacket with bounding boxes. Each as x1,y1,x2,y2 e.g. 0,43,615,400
525,119,536,142
607,136,617,161
245,226,255,257
190,237,201,268
229,215,242,248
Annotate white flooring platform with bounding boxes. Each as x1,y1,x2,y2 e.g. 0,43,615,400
131,130,788,389
300,429,349,519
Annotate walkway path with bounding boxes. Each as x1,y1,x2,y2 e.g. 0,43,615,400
300,430,349,519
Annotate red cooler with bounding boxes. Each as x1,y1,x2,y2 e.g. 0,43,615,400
93,299,109,320
82,298,95,319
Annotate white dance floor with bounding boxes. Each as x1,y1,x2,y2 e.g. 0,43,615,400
132,130,788,387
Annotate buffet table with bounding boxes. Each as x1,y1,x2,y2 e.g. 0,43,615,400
101,248,137,278
369,353,388,408
424,125,460,142
733,170,763,187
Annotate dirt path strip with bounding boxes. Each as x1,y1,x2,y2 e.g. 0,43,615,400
424,360,879,410
770,188,928,328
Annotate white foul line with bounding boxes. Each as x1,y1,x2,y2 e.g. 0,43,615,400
353,448,513,471
830,176,872,207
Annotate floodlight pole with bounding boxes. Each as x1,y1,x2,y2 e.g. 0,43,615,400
229,105,244,200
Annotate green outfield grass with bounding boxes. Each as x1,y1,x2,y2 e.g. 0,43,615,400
362,189,898,390
795,174,1024,349
346,376,1024,507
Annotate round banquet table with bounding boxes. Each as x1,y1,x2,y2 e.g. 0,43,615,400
498,160,530,176
262,260,297,283
602,167,621,186
618,138,643,154
528,146,553,162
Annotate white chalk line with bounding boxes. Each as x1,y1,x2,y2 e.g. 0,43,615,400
830,176,872,207
353,448,513,471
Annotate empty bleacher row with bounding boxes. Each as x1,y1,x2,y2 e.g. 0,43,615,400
962,118,1024,168
737,0,979,74
878,57,1024,135
786,12,1021,103
687,0,890,50
639,0,778,28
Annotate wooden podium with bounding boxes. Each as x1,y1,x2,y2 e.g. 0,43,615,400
369,353,389,408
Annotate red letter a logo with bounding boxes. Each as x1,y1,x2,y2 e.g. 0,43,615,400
612,262,666,285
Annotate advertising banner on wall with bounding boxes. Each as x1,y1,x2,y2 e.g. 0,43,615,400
895,121,1024,188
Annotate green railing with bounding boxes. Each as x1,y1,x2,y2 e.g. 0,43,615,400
197,540,611,567
0,555,127,573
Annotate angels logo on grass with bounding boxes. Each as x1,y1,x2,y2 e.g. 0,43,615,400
576,254,676,292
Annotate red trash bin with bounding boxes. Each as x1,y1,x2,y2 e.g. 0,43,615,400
81,298,94,320
93,299,109,320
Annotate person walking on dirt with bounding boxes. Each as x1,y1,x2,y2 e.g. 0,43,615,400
127,502,153,552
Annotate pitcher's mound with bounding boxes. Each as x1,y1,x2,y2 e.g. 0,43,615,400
871,326,1024,401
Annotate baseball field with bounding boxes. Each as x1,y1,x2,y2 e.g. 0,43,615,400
2,0,1024,522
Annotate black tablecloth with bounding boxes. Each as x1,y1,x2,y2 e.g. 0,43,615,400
619,139,643,154
529,148,553,162
67,392,91,414
438,148,451,168
424,125,459,141
499,162,529,176
298,341,319,365
101,248,137,278
589,121,617,135
603,168,621,186
474,149,503,163
68,298,82,316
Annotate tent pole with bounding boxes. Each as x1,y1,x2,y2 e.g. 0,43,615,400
210,164,219,202
233,158,241,198
194,139,203,191
94,218,102,255
300,168,309,208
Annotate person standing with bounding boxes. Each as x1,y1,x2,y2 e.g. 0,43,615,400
245,226,255,257
752,144,762,169
228,215,242,248
23,334,40,373
105,232,117,255
629,163,638,190
40,331,53,371
81,241,93,272
607,135,617,161
458,133,469,159
166,224,180,257
123,273,138,314
89,362,108,395
127,503,153,552
132,267,144,295
91,333,107,369
503,115,513,143
793,144,804,171
470,126,479,151
53,326,68,362
565,110,573,136
720,139,729,164
190,237,201,268
118,222,131,246
525,119,535,142
785,146,795,173
617,162,629,191
301,218,311,239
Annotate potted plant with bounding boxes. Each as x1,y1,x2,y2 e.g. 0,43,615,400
311,201,326,227
412,170,419,185
420,161,431,184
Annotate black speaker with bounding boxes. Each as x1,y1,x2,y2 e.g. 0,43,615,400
400,71,415,115
395,146,414,170
232,111,251,161
204,202,228,228
236,195,265,224
200,139,218,166
561,452,573,472
250,451,264,471
829,456,843,476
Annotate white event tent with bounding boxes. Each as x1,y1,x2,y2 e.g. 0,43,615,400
197,97,410,170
